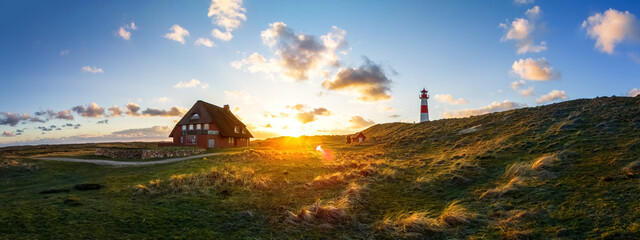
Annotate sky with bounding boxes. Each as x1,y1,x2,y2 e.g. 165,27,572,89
1,0,639,146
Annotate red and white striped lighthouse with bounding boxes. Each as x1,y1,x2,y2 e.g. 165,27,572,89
419,88,429,122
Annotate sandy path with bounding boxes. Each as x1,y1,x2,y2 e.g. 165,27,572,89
33,152,223,167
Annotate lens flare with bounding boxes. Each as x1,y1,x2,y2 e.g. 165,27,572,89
315,144,334,161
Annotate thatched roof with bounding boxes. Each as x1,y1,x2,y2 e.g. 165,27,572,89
169,100,253,138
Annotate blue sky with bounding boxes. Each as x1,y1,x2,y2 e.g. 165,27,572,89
1,0,639,146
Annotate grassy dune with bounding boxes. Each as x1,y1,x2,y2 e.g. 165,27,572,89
1,96,639,239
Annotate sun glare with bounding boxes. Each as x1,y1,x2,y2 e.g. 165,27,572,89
315,145,323,152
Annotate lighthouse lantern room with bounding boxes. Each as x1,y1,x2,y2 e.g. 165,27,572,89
419,88,429,122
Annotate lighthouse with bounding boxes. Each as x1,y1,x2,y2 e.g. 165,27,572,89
419,88,429,122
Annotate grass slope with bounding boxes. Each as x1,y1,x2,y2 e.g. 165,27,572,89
1,96,639,239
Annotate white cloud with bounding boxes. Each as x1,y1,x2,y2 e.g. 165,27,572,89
164,24,190,44
212,29,233,41
627,88,640,97
519,87,535,97
118,27,131,40
234,22,348,81
117,21,137,40
525,6,541,19
173,79,202,88
230,52,281,79
194,38,215,47
82,66,103,74
536,90,567,103
511,80,526,90
511,58,560,81
208,0,246,31
60,49,70,56
444,100,526,118
499,6,546,54
208,0,246,41
108,105,122,117
434,94,469,105
582,9,639,54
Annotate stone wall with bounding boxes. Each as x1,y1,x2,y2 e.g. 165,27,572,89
95,148,205,160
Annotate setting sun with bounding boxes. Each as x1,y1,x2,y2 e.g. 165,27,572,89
1,1,640,239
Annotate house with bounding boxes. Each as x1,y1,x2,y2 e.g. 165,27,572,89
346,132,366,144
162,100,253,149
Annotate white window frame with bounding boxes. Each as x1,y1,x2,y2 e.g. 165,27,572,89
182,125,187,131
196,124,201,130
189,124,194,131
204,124,209,130
229,137,234,143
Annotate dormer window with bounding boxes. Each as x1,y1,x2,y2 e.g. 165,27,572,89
241,127,245,134
234,125,239,133
190,113,200,120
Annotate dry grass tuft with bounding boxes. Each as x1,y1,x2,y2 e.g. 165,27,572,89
379,168,397,179
531,154,558,170
287,182,367,226
287,202,348,224
340,182,367,205
308,171,353,187
378,201,476,236
505,154,559,180
480,177,525,199
437,200,476,227
378,211,442,235
134,166,270,194
623,160,640,177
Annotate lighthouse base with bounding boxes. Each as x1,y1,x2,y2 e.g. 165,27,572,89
420,113,429,122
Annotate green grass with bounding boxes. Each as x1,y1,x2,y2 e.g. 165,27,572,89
1,96,640,239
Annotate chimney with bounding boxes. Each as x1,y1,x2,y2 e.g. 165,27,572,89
223,104,230,111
